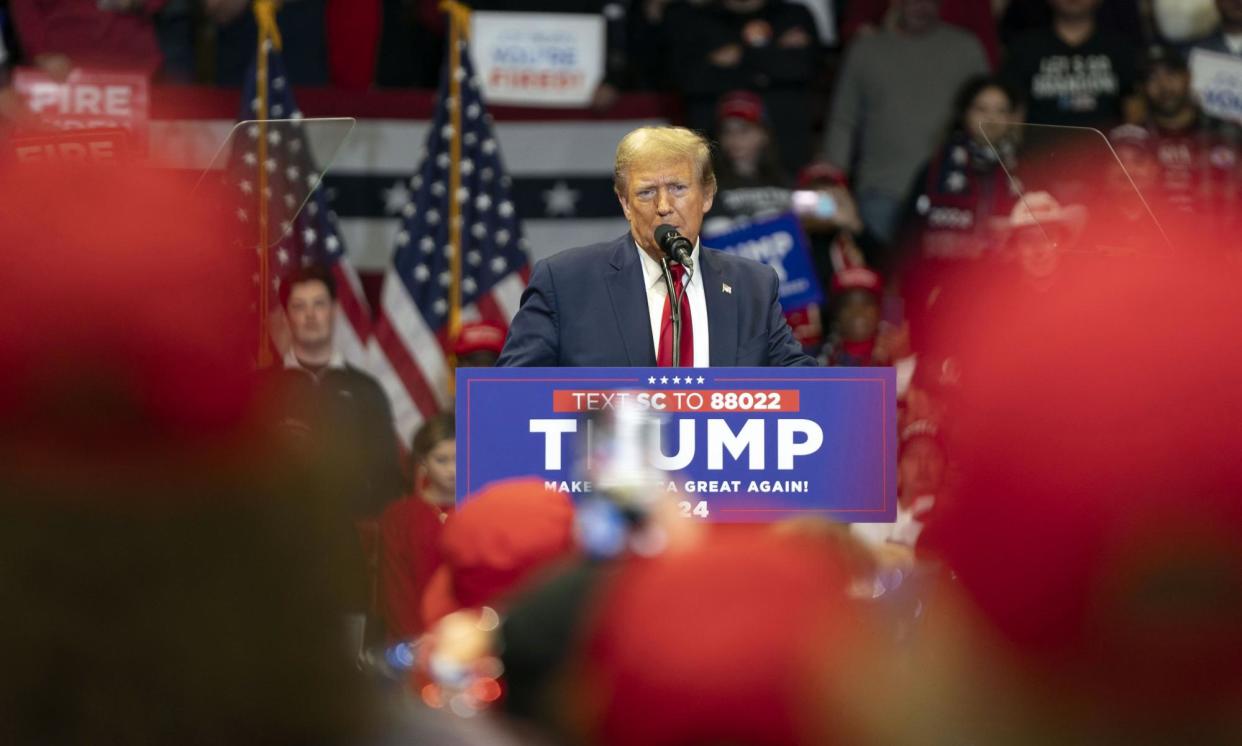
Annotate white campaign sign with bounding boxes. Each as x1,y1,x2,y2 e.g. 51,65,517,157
469,12,604,107
1190,48,1242,124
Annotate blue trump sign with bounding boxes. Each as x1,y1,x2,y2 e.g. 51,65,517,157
707,212,824,311
456,367,896,522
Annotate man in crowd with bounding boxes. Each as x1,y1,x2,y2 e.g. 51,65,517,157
666,0,821,175
1110,44,1240,241
498,125,814,367
1000,0,1138,129
262,266,404,519
823,0,989,243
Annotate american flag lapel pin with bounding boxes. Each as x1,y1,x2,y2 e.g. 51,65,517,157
722,282,732,295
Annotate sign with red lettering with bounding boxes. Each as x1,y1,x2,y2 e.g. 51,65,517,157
13,68,150,153
470,12,604,107
10,129,130,166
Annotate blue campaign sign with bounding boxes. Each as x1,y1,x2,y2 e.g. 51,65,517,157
456,367,896,522
707,212,824,311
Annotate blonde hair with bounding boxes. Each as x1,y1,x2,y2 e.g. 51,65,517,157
613,126,716,197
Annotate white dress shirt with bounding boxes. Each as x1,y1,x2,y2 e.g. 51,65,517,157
636,240,710,367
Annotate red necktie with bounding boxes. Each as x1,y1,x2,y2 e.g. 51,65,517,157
657,263,694,367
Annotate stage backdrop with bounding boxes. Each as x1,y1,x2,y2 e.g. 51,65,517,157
145,86,675,273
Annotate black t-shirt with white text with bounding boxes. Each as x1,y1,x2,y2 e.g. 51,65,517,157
1002,27,1138,129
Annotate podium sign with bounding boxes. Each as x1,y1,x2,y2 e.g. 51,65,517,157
457,367,896,522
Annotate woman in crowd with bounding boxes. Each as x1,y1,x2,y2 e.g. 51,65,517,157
380,412,456,640
701,89,793,236
896,75,1023,357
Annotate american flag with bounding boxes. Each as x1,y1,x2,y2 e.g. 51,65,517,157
370,40,530,445
230,39,373,369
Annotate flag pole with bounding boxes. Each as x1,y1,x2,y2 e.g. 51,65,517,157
253,0,284,368
441,0,471,391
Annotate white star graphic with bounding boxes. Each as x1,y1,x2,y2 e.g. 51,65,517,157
467,250,482,266
236,207,248,222
383,180,412,215
267,129,281,146
410,174,423,190
460,158,474,175
648,376,656,384
660,376,669,384
276,247,290,265
264,158,277,173
413,265,430,282
419,236,436,253
441,124,455,140
462,277,477,294
433,299,447,315
672,376,681,384
495,229,511,245
238,179,253,195
456,186,470,203
542,182,578,217
402,203,417,218
471,223,486,239
464,132,478,147
439,271,452,287
436,153,450,169
466,102,481,120
288,139,302,154
243,152,257,167
431,181,446,197
426,209,440,225
475,194,492,211
697,376,705,384
498,201,515,218
283,194,296,209
480,167,494,182
300,227,314,247
271,104,284,117
272,76,286,90
285,165,300,181
325,235,340,252
396,231,410,246
490,257,507,274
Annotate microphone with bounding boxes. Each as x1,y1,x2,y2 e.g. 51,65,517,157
654,224,694,272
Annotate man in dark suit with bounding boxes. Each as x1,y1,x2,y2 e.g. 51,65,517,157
498,126,815,367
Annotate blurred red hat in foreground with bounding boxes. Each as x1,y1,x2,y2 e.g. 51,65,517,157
576,532,860,746
422,478,576,626
925,254,1242,716
0,165,254,474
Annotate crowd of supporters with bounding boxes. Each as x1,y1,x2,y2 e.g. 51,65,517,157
4,1,1242,744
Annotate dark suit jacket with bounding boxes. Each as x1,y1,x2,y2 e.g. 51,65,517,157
497,235,816,367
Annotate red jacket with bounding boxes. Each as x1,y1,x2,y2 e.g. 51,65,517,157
380,493,450,640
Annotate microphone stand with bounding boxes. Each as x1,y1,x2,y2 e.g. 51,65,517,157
659,258,692,367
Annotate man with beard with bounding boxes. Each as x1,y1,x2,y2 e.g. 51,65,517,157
1109,44,1241,245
